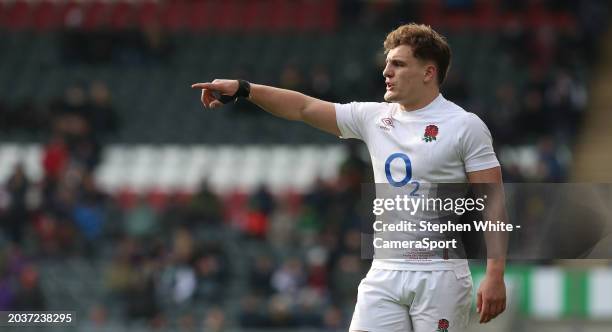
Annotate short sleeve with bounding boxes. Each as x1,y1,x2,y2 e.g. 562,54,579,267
460,113,500,172
335,102,367,140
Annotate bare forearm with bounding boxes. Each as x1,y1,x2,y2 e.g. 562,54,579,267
483,185,508,258
248,84,315,121
468,168,508,278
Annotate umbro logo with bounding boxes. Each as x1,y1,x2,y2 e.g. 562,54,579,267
377,117,394,131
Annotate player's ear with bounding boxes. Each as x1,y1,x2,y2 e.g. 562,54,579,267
423,64,437,84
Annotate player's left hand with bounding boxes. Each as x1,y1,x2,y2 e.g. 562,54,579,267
476,274,506,323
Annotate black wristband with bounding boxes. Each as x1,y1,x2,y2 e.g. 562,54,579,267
217,79,251,104
236,79,251,98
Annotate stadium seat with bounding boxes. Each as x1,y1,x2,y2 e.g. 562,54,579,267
208,146,242,193
82,1,112,30
320,145,347,180
0,144,20,183
137,1,159,28
32,0,62,31
238,146,268,192
161,1,188,32
291,146,320,191
92,144,348,194
154,145,188,191
187,0,212,31
265,146,295,192
109,1,134,30
3,1,31,30
22,144,43,182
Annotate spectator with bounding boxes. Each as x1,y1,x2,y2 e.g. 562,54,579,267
546,69,587,138
442,70,470,108
50,85,90,140
239,294,267,328
87,304,109,330
536,137,565,182
306,246,329,292
266,294,297,328
322,305,345,330
330,254,362,307
250,185,275,217
267,195,297,249
72,176,106,254
4,163,30,244
194,250,228,302
249,255,275,296
186,182,222,227
514,88,550,142
279,64,305,91
159,263,196,305
0,264,14,310
172,227,195,264
307,65,335,101
142,23,174,64
295,288,325,327
42,134,69,182
88,81,119,137
124,258,159,322
177,313,196,332
203,307,226,332
12,264,46,310
271,257,305,296
489,83,521,145
124,196,158,239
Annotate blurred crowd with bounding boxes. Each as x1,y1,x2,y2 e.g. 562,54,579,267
0,80,119,143
61,25,174,66
1,136,370,329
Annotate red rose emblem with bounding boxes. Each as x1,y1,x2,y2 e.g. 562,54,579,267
423,124,439,142
438,319,449,330
425,125,438,137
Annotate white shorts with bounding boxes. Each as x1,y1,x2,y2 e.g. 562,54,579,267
349,268,473,332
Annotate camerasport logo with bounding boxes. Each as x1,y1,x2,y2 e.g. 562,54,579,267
378,117,394,131
436,318,449,332
423,124,438,142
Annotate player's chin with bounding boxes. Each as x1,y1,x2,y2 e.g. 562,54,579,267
383,91,396,101
384,93,402,103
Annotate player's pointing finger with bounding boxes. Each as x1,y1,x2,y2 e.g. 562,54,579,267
191,82,212,89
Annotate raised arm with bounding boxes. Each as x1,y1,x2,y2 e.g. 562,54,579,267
191,79,341,136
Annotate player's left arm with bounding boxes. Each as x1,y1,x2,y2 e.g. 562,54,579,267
468,166,507,324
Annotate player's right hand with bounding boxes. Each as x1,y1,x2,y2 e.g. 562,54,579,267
191,79,239,109
477,274,506,323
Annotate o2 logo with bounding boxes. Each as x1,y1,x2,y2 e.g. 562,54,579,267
384,153,420,195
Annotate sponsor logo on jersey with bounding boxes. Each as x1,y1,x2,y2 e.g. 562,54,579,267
423,124,439,142
437,318,449,332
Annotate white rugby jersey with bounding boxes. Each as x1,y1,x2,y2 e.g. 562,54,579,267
335,93,499,276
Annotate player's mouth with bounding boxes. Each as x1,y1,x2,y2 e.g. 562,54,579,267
386,82,394,90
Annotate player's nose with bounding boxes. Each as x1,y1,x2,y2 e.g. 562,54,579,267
382,64,393,78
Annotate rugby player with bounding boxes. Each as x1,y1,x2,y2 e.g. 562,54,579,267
192,23,506,332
